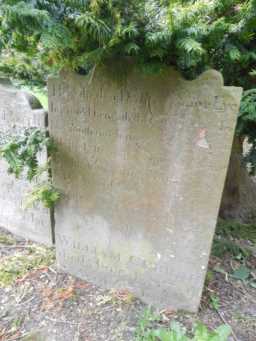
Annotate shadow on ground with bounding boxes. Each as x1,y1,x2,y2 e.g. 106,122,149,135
0,222,255,341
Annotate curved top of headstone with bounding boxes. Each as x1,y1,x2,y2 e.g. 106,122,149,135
0,79,44,111
55,64,242,108
0,78,12,87
22,92,43,110
0,79,47,134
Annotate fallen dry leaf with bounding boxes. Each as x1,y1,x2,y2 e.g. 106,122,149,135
0,328,21,341
55,287,74,300
95,294,113,306
111,289,135,304
159,309,176,321
41,286,75,311
74,280,91,290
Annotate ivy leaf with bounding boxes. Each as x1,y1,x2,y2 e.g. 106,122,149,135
232,265,251,281
210,325,232,341
193,322,231,341
193,323,210,340
249,281,256,289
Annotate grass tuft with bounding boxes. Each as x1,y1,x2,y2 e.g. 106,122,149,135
216,220,256,244
0,245,55,287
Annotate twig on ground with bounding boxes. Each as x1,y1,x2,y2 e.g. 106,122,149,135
5,332,30,341
44,316,80,325
216,310,239,341
0,245,32,249
18,295,35,306
48,266,57,274
73,322,81,341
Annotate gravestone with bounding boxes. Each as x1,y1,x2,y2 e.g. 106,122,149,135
48,65,242,311
0,80,52,245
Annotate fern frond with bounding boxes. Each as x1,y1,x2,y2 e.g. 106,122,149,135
124,43,140,55
145,30,172,48
177,37,205,55
41,23,73,49
78,47,106,65
2,2,49,32
121,23,139,39
76,12,111,45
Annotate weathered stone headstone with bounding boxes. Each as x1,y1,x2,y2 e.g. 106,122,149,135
48,65,242,311
0,80,52,245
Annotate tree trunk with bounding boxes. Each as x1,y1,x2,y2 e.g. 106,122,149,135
219,135,256,223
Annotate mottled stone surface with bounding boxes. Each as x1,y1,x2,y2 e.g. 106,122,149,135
48,65,242,311
0,81,52,245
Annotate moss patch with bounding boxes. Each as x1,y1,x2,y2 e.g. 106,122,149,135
0,233,16,245
0,246,55,287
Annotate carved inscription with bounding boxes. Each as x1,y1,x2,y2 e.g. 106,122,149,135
49,66,242,312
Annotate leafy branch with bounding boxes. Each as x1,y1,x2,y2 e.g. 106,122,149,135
1,0,256,172
238,89,256,175
0,128,60,208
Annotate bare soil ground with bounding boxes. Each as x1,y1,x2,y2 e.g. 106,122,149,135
0,225,255,341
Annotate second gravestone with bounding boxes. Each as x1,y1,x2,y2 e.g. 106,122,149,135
49,65,242,311
0,80,52,245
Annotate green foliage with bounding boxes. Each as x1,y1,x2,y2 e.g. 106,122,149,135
0,128,53,180
0,232,16,245
1,1,256,168
25,183,60,209
0,51,49,86
232,264,251,281
0,0,255,86
212,220,255,259
238,90,256,174
135,309,231,341
212,220,256,288
212,237,250,259
209,294,220,311
0,0,253,79
0,128,60,208
216,219,256,244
